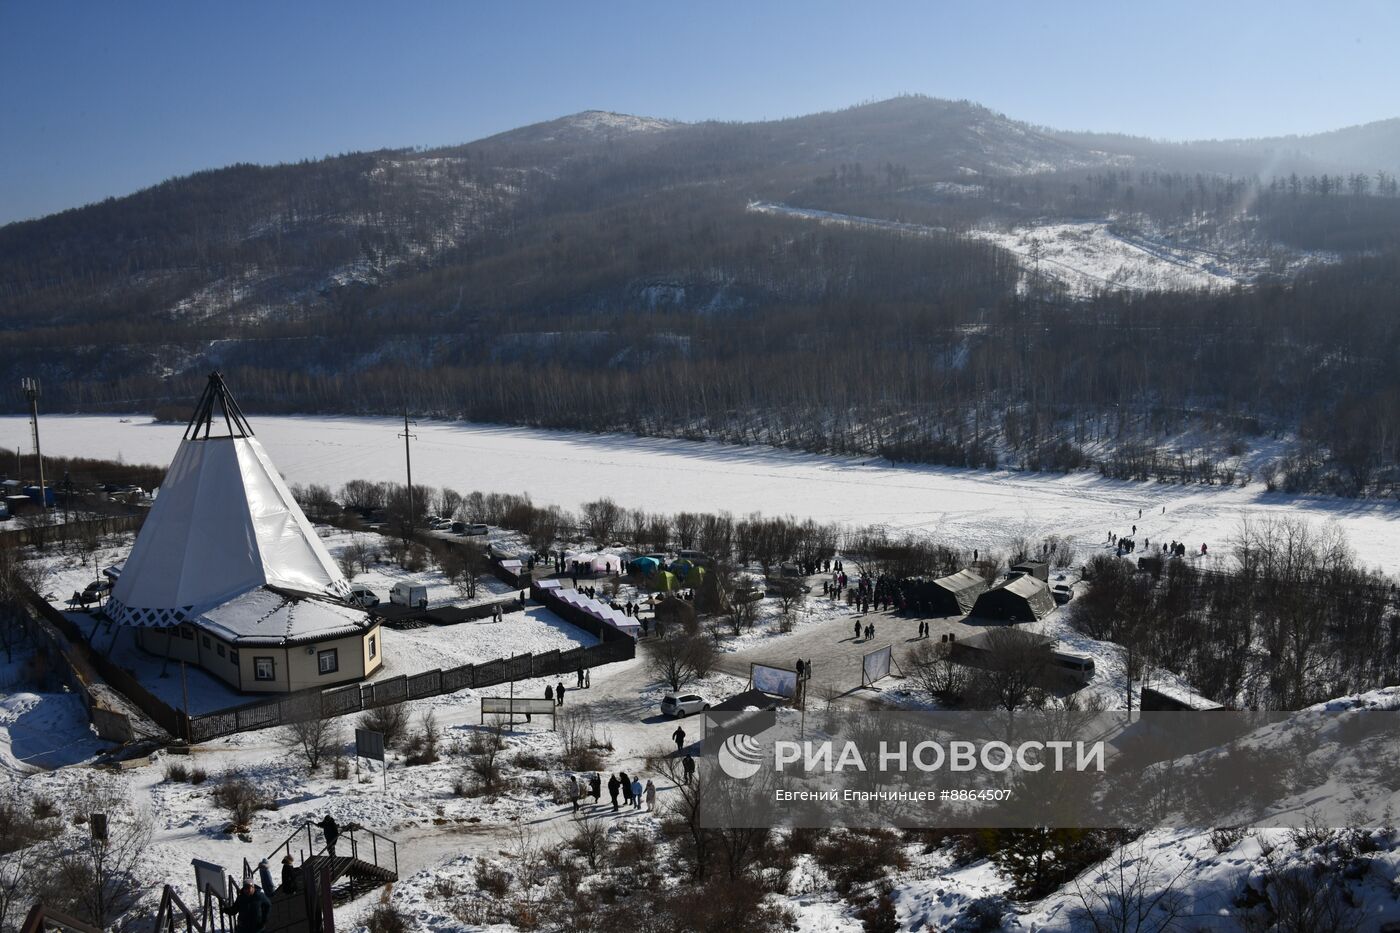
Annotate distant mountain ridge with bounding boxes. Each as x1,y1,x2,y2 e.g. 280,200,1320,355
4,95,1400,499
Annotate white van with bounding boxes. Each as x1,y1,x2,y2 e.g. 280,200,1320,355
348,585,380,608
390,582,428,609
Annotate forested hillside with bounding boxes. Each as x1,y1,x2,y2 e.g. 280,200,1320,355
4,95,1400,496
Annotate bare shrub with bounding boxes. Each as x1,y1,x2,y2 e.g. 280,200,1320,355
365,899,409,933
279,700,342,772
358,702,410,750
403,711,441,766
211,773,272,832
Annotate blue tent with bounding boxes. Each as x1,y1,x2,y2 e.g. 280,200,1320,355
630,556,661,575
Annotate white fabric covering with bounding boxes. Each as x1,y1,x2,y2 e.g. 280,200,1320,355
109,435,350,626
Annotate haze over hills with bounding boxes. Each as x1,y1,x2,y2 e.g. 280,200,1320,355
4,95,1400,496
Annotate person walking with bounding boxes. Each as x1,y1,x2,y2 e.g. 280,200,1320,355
671,724,686,754
682,753,696,785
545,684,554,704
608,773,621,812
316,814,339,858
556,682,566,706
279,856,298,896
590,772,602,803
620,771,633,808
644,779,656,811
585,668,591,688
257,859,275,897
577,664,585,689
224,880,272,933
631,776,643,809
568,774,580,813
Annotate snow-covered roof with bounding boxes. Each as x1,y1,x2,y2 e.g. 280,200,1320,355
196,587,374,647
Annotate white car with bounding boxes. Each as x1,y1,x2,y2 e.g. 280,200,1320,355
660,694,710,718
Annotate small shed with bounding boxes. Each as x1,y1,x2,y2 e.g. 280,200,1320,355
1140,684,1225,712
971,574,1056,622
1010,560,1050,582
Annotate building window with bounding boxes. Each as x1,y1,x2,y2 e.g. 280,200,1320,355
229,650,240,666
216,644,225,658
181,625,194,640
368,634,377,659
254,657,275,681
202,636,211,649
317,648,339,675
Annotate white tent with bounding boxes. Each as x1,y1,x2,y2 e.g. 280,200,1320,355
107,374,351,628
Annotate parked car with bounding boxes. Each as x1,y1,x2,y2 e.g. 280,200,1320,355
661,694,710,718
81,579,112,602
463,523,489,536
348,585,380,608
451,521,467,534
1051,583,1074,605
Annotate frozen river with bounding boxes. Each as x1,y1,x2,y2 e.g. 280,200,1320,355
4,414,1399,574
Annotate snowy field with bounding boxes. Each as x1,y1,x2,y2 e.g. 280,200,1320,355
5,414,1399,575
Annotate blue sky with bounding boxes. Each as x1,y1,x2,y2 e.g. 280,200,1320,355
2,0,1397,225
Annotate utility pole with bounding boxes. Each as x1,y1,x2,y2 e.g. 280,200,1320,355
397,410,417,539
21,378,46,516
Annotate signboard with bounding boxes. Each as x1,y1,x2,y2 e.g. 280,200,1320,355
481,697,558,728
192,859,226,901
750,663,799,699
355,728,385,762
861,644,894,687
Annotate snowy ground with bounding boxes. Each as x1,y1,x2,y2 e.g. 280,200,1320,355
5,415,1399,575
747,201,1336,296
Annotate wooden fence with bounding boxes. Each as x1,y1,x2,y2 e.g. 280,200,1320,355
0,511,147,549
185,637,633,743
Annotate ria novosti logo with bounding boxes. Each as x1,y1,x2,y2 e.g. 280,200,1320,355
717,733,765,779
715,733,1105,780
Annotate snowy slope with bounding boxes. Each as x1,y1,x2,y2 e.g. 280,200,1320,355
747,201,1336,296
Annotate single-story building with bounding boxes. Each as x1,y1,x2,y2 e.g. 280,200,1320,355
1010,560,1050,582
971,574,1056,622
1140,684,1225,712
134,586,382,693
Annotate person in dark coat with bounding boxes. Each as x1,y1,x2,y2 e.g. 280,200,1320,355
316,814,339,857
257,859,275,897
620,771,633,806
589,772,602,803
556,682,566,706
682,754,696,785
545,684,554,703
280,855,298,895
224,880,272,933
608,773,621,811
671,725,686,754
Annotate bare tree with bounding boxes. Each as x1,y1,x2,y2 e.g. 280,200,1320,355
645,631,713,691
1071,838,1189,933
969,628,1054,713
279,699,342,772
905,639,969,705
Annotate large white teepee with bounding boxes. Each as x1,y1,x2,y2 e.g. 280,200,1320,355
107,373,351,628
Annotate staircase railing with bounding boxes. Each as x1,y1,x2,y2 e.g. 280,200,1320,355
258,819,398,881
343,823,398,880
18,904,102,933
